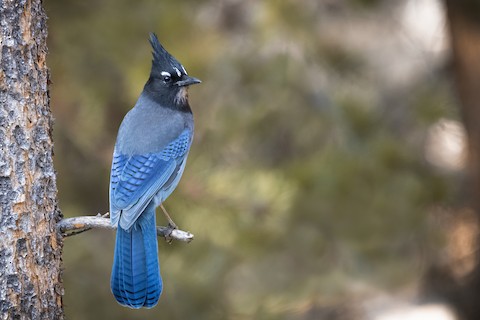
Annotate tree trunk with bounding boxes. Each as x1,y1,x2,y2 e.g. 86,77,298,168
446,1,480,211
431,1,480,319
0,0,64,319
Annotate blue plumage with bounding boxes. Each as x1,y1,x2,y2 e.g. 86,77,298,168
111,204,161,308
110,33,200,308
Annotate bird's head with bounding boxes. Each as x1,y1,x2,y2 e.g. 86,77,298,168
144,33,201,110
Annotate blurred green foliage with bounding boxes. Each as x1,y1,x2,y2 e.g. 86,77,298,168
45,0,458,319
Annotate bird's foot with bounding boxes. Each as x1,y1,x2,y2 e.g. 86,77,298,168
164,223,178,244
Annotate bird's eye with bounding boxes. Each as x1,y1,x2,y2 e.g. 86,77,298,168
163,75,171,83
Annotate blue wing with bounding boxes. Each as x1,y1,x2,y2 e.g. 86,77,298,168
110,129,192,230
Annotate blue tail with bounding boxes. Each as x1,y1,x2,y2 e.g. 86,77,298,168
111,205,162,308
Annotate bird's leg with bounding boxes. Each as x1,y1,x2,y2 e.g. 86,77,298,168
160,204,178,244
160,204,177,229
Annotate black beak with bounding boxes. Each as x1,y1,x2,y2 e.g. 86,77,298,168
176,75,201,87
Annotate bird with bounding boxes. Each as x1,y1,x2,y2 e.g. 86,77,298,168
109,33,201,309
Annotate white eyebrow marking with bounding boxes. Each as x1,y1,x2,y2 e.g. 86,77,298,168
161,71,171,77
181,65,188,75
174,67,181,77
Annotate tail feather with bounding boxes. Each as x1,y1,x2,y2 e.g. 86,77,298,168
111,206,162,308
139,207,162,307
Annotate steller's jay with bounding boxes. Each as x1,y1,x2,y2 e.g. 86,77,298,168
109,33,200,308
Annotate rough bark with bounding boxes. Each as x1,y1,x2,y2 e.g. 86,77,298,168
0,0,64,319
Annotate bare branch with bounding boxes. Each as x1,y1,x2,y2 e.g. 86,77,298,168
57,213,194,242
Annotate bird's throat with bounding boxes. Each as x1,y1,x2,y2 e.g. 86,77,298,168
174,87,188,106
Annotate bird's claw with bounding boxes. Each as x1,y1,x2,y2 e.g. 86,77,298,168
164,223,177,244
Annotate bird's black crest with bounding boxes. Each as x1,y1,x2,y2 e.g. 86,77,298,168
149,33,185,79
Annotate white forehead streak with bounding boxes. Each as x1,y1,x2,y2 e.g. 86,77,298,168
161,71,171,77
174,67,181,77
181,65,188,75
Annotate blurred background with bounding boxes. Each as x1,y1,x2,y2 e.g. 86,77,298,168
44,0,480,319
